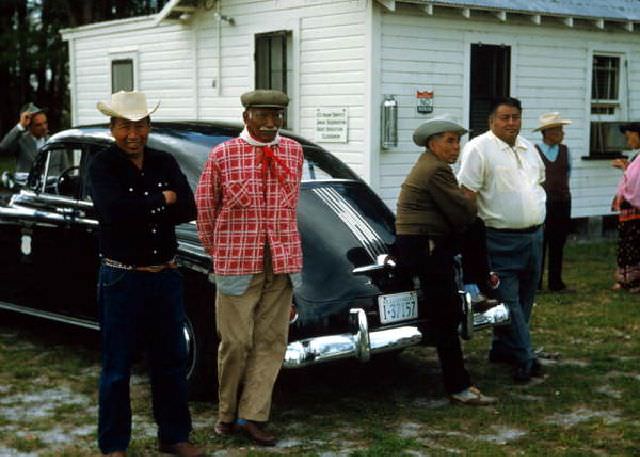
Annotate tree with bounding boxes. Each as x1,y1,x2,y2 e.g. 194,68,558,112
0,0,169,136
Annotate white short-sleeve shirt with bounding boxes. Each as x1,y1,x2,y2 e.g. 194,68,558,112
458,130,546,229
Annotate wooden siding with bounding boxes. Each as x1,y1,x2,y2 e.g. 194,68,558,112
379,6,640,218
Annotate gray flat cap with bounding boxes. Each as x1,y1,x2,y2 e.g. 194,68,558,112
241,90,289,109
413,114,467,147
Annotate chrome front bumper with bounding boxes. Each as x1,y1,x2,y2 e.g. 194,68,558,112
283,304,510,368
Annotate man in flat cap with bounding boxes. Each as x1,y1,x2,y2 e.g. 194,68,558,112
395,114,496,405
195,89,303,446
0,102,50,173
533,112,573,292
90,91,202,457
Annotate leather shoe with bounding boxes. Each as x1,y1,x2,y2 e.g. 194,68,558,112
214,420,235,436
235,420,277,446
158,442,205,457
103,452,126,457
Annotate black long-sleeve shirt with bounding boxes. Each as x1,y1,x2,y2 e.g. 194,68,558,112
89,144,197,266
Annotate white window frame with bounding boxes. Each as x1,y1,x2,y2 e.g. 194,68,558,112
108,48,139,94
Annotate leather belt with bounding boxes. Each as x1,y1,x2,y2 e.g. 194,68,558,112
102,257,177,273
487,224,542,234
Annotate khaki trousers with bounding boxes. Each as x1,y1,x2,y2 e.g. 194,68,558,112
215,261,292,422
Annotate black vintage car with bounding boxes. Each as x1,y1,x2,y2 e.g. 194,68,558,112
0,122,508,396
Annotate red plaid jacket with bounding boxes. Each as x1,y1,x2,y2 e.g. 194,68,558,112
195,136,304,275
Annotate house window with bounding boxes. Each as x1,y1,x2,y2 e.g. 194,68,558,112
255,31,288,92
111,59,134,93
591,55,620,115
587,54,627,159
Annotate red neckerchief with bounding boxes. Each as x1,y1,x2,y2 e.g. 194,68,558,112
259,145,293,186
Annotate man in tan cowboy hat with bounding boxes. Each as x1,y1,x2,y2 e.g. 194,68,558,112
533,112,573,292
0,102,49,173
395,114,497,406
195,89,303,446
89,91,202,457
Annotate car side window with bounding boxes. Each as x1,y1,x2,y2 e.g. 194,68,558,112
33,147,82,197
81,145,110,202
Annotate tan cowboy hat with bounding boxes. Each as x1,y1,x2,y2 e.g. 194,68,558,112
413,114,467,147
97,91,160,121
533,112,572,132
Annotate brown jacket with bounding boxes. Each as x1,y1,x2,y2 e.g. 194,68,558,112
396,151,476,238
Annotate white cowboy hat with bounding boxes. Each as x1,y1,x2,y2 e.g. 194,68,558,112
533,112,572,132
97,91,160,121
413,114,467,147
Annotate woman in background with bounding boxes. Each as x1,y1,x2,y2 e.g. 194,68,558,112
611,123,640,293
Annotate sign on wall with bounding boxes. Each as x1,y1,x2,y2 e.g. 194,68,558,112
315,108,348,143
416,90,434,114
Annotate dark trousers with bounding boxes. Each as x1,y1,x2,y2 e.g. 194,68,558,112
395,235,470,395
97,265,192,453
540,201,571,290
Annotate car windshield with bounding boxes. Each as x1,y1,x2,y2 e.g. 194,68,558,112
146,125,359,190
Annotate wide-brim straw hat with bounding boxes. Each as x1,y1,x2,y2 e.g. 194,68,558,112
413,114,467,147
533,112,572,132
97,90,160,121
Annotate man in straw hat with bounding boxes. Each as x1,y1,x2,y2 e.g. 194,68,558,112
395,114,497,405
90,91,202,457
458,97,546,384
533,112,573,292
195,89,303,446
0,102,50,173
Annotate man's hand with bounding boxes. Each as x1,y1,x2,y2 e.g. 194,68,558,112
162,190,177,205
461,186,477,202
19,111,31,129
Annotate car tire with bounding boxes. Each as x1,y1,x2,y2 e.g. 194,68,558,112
182,271,218,400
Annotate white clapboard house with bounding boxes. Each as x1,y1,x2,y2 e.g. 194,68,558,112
61,0,640,223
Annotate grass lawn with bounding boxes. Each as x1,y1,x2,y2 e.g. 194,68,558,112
0,241,638,456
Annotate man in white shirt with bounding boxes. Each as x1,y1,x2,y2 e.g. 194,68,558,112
0,103,49,173
458,96,546,383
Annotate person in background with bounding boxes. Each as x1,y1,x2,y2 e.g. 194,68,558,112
611,122,640,293
195,90,304,446
395,114,497,405
533,112,573,292
90,90,202,457
0,102,49,173
458,97,546,383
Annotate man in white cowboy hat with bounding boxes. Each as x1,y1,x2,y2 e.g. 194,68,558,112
0,102,50,173
195,89,303,446
533,112,573,292
395,114,497,405
89,91,202,457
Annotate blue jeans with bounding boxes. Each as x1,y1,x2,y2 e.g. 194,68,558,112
97,265,192,453
485,228,543,369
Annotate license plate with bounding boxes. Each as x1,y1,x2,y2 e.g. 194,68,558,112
378,291,418,324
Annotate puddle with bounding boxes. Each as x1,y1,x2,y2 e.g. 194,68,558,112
545,408,621,428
